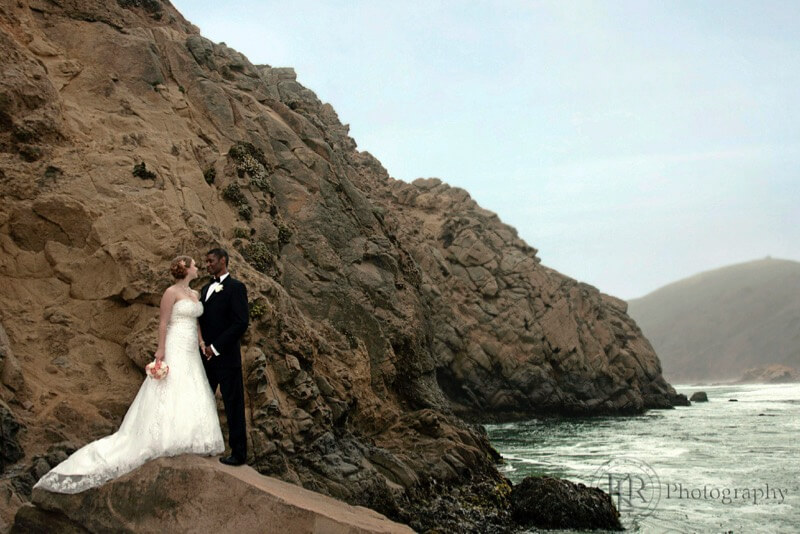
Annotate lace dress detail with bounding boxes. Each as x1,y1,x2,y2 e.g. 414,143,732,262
34,299,224,494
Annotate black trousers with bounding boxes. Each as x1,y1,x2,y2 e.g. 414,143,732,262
207,366,247,461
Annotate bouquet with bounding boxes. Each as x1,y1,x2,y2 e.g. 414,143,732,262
145,360,169,380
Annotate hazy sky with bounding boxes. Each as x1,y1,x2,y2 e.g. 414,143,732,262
172,0,800,299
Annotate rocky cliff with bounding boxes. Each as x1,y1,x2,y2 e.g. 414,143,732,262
0,0,684,530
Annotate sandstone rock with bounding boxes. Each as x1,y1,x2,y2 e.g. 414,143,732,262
510,476,622,531
124,316,160,371
14,455,413,534
11,504,89,534
1,481,29,533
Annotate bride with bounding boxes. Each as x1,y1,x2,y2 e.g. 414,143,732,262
35,256,224,493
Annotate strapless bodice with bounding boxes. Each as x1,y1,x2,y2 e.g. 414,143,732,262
169,299,203,327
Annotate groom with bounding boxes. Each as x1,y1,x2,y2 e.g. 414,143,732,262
199,248,249,466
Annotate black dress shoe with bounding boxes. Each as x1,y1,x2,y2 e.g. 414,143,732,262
219,455,245,466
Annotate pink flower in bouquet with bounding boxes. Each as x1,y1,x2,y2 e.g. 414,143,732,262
145,360,170,380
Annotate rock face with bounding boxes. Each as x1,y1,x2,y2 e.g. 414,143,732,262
369,177,685,416
0,0,683,530
510,476,622,531
12,455,413,534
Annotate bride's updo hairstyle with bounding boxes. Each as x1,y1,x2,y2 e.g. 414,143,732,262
170,255,193,280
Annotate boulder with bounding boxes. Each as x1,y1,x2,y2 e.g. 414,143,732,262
14,455,413,534
689,391,708,402
510,476,622,531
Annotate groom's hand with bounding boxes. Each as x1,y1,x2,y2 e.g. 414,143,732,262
204,346,215,360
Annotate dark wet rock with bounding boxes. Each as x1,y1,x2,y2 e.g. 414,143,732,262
669,391,691,406
406,477,514,534
0,400,24,473
510,476,623,531
690,391,708,402
0,323,25,393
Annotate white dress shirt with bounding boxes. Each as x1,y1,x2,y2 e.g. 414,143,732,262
205,272,230,302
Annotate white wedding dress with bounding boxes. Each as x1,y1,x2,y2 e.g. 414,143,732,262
35,299,224,494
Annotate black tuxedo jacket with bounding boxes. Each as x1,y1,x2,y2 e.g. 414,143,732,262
199,275,249,369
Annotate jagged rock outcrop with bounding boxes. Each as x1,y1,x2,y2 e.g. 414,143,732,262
358,175,686,416
12,455,413,534
0,0,684,530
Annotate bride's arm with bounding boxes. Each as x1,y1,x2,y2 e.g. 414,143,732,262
195,290,206,353
197,322,206,354
154,287,177,362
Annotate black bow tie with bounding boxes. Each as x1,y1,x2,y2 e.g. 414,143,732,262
212,277,222,284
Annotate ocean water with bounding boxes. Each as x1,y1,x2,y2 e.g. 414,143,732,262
485,383,800,533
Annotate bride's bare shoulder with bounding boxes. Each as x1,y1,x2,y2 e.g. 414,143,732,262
165,285,184,296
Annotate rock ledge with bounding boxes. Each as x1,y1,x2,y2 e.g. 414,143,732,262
12,455,413,534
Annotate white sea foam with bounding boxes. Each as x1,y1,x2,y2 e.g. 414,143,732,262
486,383,800,533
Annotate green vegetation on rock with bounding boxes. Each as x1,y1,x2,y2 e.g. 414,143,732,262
222,183,252,221
241,241,276,274
229,141,273,194
249,299,268,320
